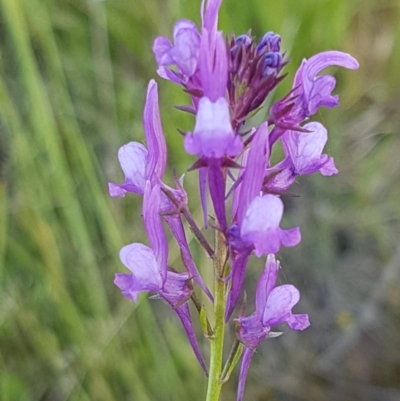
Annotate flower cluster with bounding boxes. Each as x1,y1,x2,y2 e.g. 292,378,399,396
109,1,358,400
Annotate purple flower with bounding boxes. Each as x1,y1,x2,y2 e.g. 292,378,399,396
230,123,300,257
114,181,207,374
184,96,242,159
236,255,310,401
108,79,167,198
108,142,147,197
153,20,201,79
233,123,269,226
283,122,338,176
184,23,242,159
184,29,242,229
270,51,359,144
240,194,301,257
265,121,338,192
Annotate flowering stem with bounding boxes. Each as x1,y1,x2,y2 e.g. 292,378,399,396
206,229,227,401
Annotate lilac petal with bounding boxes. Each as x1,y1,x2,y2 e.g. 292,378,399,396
264,158,296,193
284,122,335,177
285,122,327,171
320,157,338,176
232,149,249,221
108,182,133,198
237,313,267,349
208,160,227,229
156,66,182,84
286,313,310,330
262,284,300,326
237,348,255,401
160,270,192,306
226,252,250,320
202,0,222,32
199,167,208,228
143,80,167,180
308,75,338,114
295,51,359,116
171,25,200,76
240,195,283,256
200,31,228,101
174,19,198,38
118,243,163,294
255,255,280,315
236,123,269,225
143,182,168,281
165,215,213,301
280,227,301,248
113,142,147,194
153,36,174,66
299,51,359,96
201,0,223,55
153,21,200,77
174,304,208,375
185,97,242,158
114,273,140,302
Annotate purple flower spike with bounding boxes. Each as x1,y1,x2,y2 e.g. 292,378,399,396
108,142,147,197
185,96,242,159
236,255,310,401
240,195,301,257
283,121,338,176
153,20,201,77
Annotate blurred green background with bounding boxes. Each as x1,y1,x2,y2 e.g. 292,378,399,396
1,0,400,400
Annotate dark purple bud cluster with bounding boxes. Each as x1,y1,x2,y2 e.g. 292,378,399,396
227,32,288,130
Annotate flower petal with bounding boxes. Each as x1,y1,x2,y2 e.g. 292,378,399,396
143,182,168,281
236,123,269,225
255,255,280,315
237,348,255,401
185,97,242,158
172,24,201,76
152,36,174,66
143,80,167,180
226,252,250,320
241,195,289,256
199,30,228,101
286,313,310,330
208,160,227,229
262,284,300,326
118,243,163,295
112,142,147,195
174,304,208,375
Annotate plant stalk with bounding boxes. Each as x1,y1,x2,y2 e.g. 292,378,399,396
206,229,227,401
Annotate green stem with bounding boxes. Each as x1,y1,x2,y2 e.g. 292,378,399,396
206,230,227,401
